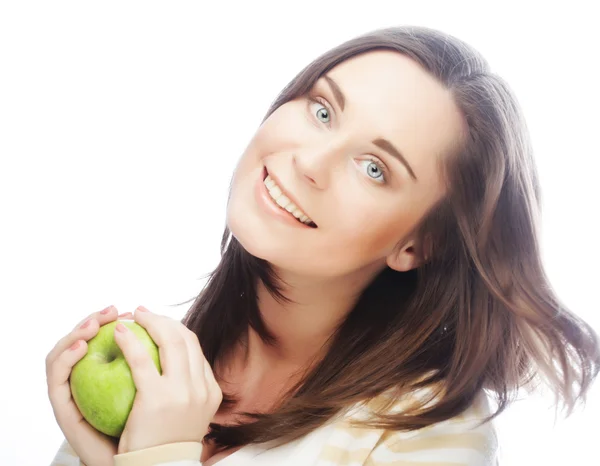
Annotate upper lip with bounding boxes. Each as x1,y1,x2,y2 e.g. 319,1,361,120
265,168,316,224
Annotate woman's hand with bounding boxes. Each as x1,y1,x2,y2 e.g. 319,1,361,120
114,306,223,455
46,305,123,466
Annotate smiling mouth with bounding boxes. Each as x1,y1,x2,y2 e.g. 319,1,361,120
262,167,317,228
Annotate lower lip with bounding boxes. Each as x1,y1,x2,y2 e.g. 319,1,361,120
254,168,314,229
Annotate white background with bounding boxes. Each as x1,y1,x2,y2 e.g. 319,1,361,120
1,1,598,465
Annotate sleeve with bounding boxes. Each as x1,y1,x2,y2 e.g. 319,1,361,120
49,439,203,466
113,442,203,466
49,439,86,466
363,397,499,466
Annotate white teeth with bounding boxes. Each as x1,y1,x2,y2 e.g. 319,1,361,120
269,185,282,198
275,195,290,208
263,174,314,226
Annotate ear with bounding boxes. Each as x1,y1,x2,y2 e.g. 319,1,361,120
386,235,432,272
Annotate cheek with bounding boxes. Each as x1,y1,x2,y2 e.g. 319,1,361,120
314,189,414,272
332,208,408,262
254,103,308,150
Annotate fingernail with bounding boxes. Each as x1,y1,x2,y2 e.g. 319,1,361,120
100,305,115,315
80,319,91,329
118,312,134,319
70,340,81,350
136,306,149,312
116,323,128,333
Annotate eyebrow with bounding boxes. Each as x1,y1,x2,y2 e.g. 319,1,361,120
321,74,418,182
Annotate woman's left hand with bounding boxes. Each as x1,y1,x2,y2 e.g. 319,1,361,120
114,306,223,454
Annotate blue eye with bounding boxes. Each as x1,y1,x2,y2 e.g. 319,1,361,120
316,106,330,123
308,97,332,124
357,158,387,184
307,94,389,185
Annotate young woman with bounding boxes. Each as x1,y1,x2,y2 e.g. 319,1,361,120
47,25,600,466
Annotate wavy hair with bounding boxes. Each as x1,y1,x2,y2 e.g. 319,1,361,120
180,25,600,451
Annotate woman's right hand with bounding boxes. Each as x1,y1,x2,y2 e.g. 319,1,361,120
46,305,124,466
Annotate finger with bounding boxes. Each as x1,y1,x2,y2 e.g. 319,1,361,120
47,339,89,405
72,304,119,330
47,339,118,455
48,341,94,432
45,318,101,373
46,305,118,367
133,307,190,381
113,321,160,392
177,324,221,405
177,325,205,382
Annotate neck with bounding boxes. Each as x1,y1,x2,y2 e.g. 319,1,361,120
244,262,385,372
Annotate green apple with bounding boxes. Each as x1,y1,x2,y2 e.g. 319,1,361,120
69,320,162,437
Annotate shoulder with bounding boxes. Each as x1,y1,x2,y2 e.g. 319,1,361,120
319,388,498,466
366,390,498,465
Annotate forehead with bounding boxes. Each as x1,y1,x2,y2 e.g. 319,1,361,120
323,50,466,188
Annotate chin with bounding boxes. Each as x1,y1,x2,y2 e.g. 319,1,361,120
227,208,270,259
227,224,343,280
226,216,294,273
228,218,281,264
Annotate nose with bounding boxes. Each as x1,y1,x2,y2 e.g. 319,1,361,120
293,155,319,186
293,141,345,189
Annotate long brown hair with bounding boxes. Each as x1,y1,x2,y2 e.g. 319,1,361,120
180,25,600,451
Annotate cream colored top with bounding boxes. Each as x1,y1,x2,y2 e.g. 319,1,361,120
50,388,499,465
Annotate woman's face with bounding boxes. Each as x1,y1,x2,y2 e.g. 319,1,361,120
227,50,466,278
